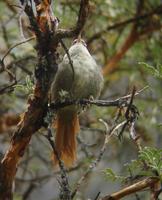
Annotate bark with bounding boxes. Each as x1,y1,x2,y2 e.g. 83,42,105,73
101,177,159,200
0,0,89,199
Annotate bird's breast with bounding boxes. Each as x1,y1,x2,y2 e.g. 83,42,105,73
52,48,103,102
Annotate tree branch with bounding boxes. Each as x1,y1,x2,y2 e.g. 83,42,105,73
0,0,90,199
55,0,89,39
87,5,162,45
49,86,148,110
0,0,58,199
103,4,162,75
101,177,159,200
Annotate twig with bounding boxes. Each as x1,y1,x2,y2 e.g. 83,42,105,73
50,86,148,111
125,86,136,119
1,36,35,65
116,86,149,101
0,80,17,95
16,174,52,183
18,2,27,39
128,167,141,200
87,5,162,44
0,36,34,82
70,88,139,199
56,0,89,39
94,192,101,200
118,87,138,139
22,183,36,200
5,56,34,75
77,136,93,157
44,128,71,200
71,119,126,199
0,59,16,82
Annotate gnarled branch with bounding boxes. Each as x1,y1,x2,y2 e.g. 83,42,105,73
0,0,90,199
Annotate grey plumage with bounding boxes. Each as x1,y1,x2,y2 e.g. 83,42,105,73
52,42,103,103
51,41,103,166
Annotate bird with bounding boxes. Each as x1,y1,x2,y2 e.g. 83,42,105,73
51,39,103,167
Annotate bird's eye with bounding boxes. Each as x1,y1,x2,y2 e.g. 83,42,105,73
72,39,78,44
72,39,87,47
81,40,87,47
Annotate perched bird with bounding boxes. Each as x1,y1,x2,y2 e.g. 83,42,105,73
51,39,103,166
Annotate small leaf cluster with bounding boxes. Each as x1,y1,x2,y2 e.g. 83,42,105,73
14,75,34,95
139,146,162,179
104,146,162,182
139,62,162,79
104,168,125,182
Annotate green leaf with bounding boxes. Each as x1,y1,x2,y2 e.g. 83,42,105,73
139,62,162,79
103,168,124,182
139,147,162,177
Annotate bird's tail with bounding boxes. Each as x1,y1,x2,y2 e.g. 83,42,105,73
53,109,80,167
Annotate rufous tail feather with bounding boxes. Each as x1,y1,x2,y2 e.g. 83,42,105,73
53,110,80,167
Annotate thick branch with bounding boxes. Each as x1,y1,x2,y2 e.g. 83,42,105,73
103,28,139,75
55,0,89,39
101,177,159,200
0,1,58,199
0,0,90,199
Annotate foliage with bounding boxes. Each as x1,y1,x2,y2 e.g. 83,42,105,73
104,168,125,182
139,147,162,179
14,75,34,95
139,62,162,79
104,146,162,182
